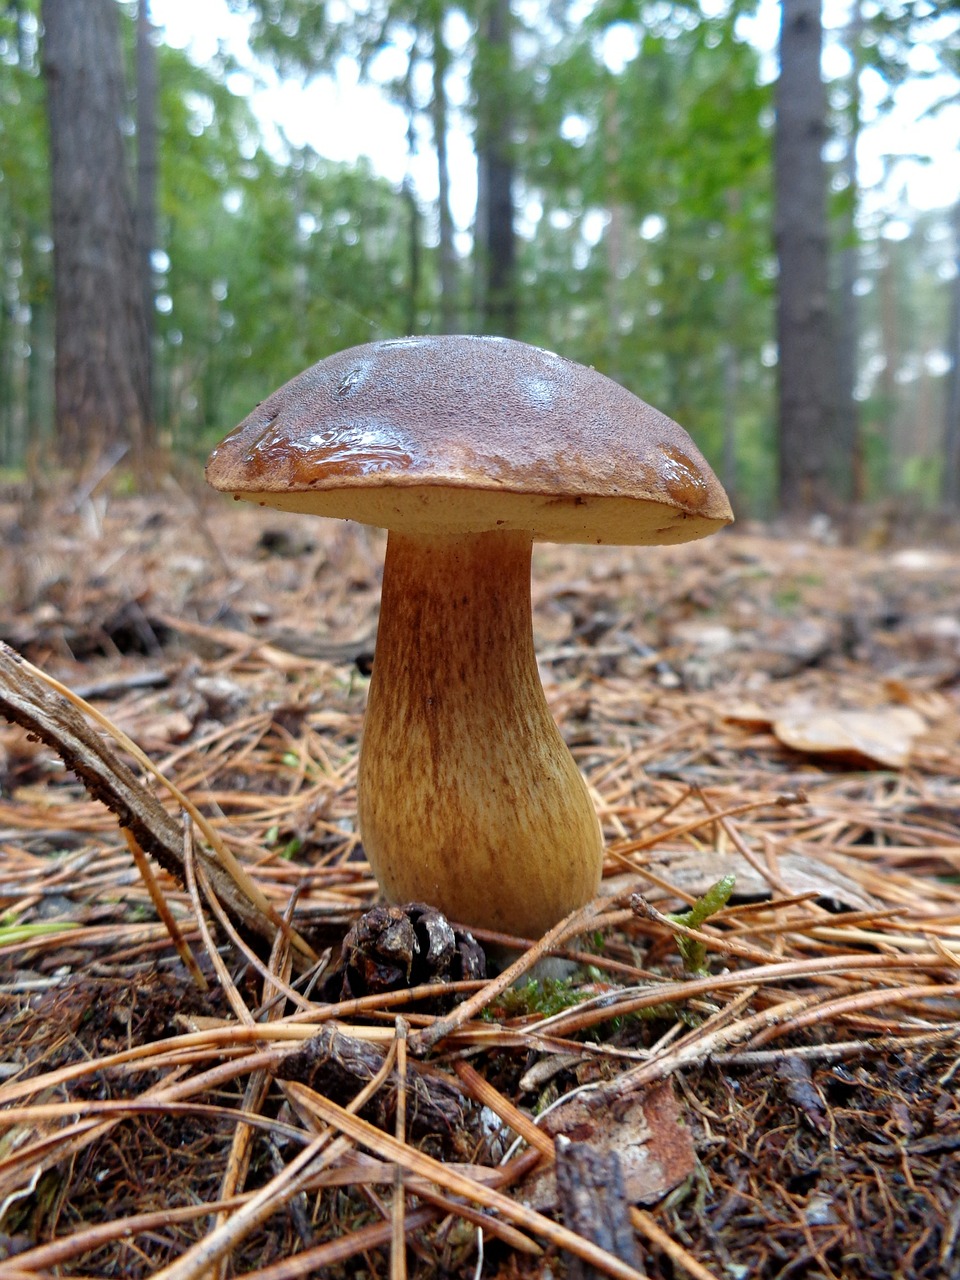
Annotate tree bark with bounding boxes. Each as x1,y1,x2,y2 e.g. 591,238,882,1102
401,48,422,336
474,0,517,337
603,86,626,383
720,269,741,508
943,201,960,509
775,0,837,517
431,5,458,333
834,0,863,504
878,239,900,493
42,0,152,469
136,0,158,441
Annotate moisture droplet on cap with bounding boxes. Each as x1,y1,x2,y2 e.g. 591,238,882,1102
337,367,365,398
661,445,709,510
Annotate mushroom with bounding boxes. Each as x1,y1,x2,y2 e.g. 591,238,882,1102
205,335,732,938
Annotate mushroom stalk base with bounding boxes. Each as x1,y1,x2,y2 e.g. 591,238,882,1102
358,529,603,938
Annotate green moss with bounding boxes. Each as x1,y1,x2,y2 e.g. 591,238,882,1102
488,976,588,1019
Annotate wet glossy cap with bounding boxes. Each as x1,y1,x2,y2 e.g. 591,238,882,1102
205,335,733,544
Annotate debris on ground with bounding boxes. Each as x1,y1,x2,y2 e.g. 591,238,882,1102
0,489,958,1278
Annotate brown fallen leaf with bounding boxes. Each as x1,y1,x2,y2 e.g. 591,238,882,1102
522,1080,695,1211
772,706,926,769
723,701,775,730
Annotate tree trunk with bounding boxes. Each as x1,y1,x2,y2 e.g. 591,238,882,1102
42,0,152,470
774,0,836,517
0,221,10,464
603,86,626,382
401,52,422,338
877,245,900,492
431,6,458,333
136,0,157,441
720,268,741,509
943,201,960,509
834,0,863,504
474,0,517,337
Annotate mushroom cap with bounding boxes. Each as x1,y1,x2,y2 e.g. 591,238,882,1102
205,335,733,545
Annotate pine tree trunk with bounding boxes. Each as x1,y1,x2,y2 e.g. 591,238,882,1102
474,0,517,337
136,0,157,443
774,0,837,517
431,7,458,333
401,52,421,336
42,0,152,470
720,266,741,508
943,201,960,509
878,247,900,493
834,0,863,504
603,87,625,381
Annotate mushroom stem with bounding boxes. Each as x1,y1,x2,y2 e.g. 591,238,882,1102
358,528,603,937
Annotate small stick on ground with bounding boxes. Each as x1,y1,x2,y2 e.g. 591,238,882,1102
391,1018,409,1280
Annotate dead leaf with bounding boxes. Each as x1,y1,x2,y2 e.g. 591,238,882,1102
609,847,878,912
522,1080,695,1210
723,702,775,730
773,706,926,769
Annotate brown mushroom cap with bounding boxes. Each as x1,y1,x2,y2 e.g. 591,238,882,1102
205,335,733,544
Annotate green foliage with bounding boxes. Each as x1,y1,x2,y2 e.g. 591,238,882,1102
855,207,956,498
514,2,775,503
0,1,53,460
152,38,412,446
208,0,777,494
0,5,412,461
0,0,956,503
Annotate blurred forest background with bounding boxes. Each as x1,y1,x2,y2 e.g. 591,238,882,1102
0,0,958,520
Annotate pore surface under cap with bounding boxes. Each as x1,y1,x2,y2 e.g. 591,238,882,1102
205,335,733,544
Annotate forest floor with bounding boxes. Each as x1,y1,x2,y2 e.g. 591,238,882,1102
0,482,958,1279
